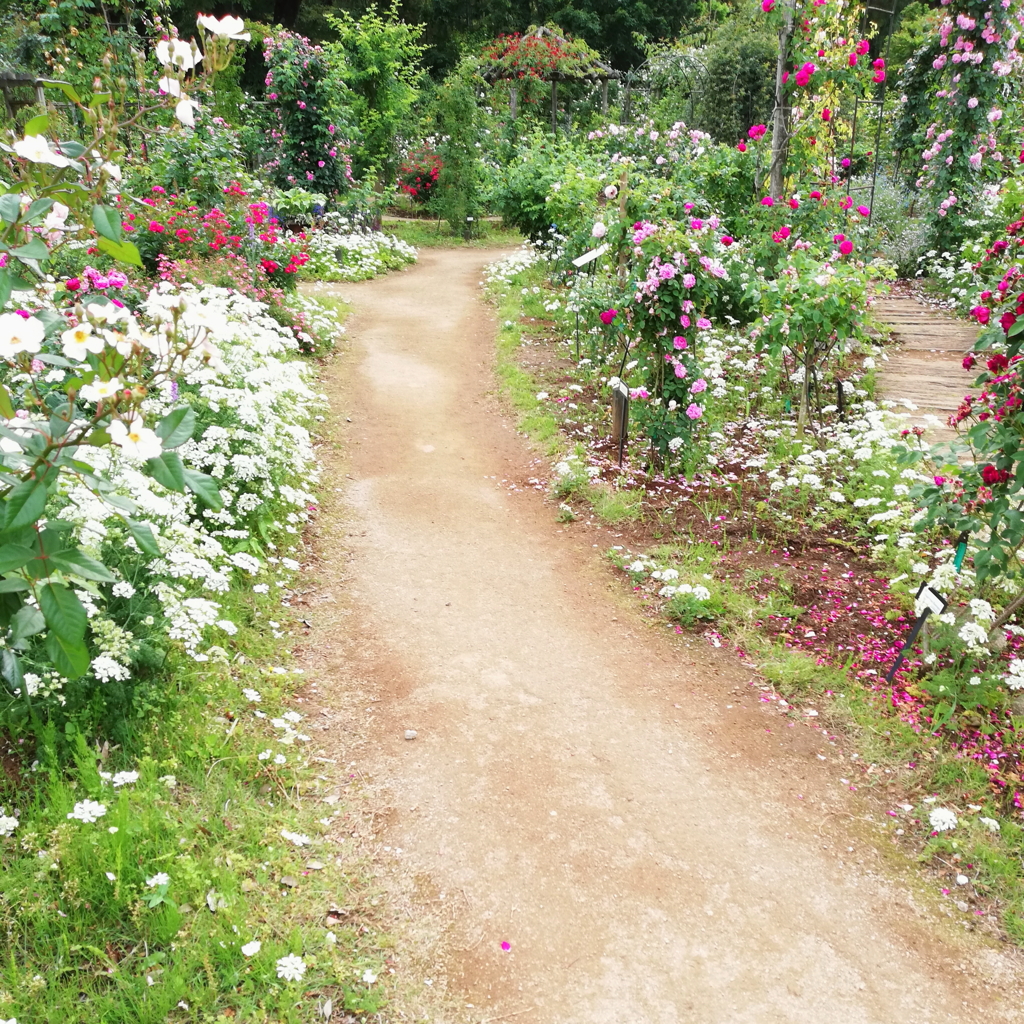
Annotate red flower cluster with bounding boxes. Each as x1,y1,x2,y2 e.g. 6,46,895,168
981,464,1012,485
398,147,442,205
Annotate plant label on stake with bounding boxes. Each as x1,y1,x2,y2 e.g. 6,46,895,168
885,583,948,683
571,243,609,268
609,377,629,467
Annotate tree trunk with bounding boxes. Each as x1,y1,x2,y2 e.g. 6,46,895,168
798,348,811,435
273,0,302,28
770,0,796,198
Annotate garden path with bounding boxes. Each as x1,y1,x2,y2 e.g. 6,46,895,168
875,294,977,443
299,254,1024,1024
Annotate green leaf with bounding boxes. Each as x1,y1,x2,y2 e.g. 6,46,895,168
4,476,49,530
145,451,186,492
0,384,13,420
96,236,142,267
25,197,55,222
49,549,116,582
0,577,28,593
0,194,21,225
89,92,113,108
91,204,122,243
0,649,23,692
0,544,34,574
182,468,223,509
46,631,90,679
125,519,161,558
11,604,44,641
38,581,86,643
0,269,12,311
57,140,86,158
23,113,49,136
41,80,81,104
156,406,196,449
10,237,49,261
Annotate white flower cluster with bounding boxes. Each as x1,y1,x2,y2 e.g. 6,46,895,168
284,219,417,282
19,283,331,698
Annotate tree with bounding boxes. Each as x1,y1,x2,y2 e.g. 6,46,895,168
325,3,426,184
429,57,485,238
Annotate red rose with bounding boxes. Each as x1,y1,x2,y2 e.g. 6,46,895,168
963,354,976,370
1000,311,1017,334
987,353,1010,373
970,306,991,325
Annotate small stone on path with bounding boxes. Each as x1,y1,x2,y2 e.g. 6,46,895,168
404,729,418,740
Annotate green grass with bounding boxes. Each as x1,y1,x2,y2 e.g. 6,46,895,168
589,483,643,524
382,216,523,249
0,586,391,1023
489,266,563,453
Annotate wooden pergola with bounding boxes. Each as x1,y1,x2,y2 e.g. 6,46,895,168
481,26,620,131
0,69,46,120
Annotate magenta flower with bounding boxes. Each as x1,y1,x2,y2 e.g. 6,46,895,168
686,403,703,420
673,335,688,349
761,196,774,206
696,317,712,329
679,314,690,328
856,204,870,217
690,378,708,393
682,273,696,288
501,941,511,951
673,361,687,378
839,239,854,255
599,309,618,325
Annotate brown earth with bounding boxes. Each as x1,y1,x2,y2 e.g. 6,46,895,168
296,252,1024,1023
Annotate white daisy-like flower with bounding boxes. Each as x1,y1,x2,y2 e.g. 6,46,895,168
146,872,170,888
241,940,261,957
275,953,306,982
929,807,958,832
67,800,106,824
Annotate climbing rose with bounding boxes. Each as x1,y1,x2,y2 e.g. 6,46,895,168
982,464,1011,485
963,353,976,369
839,239,854,255
761,0,774,9
856,205,870,217
848,52,858,66
65,277,81,291
856,39,870,55
809,190,822,200
599,309,618,325
686,403,703,420
970,306,990,326
737,142,748,152
822,108,831,121
789,197,799,209
987,353,1010,373
761,196,774,206
721,235,734,246
1000,312,1017,334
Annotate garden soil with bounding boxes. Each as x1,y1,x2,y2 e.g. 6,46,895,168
298,251,1024,1024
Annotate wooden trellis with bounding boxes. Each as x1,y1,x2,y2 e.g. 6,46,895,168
481,26,620,132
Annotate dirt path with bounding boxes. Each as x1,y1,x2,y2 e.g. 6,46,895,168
300,252,1024,1023
875,295,977,443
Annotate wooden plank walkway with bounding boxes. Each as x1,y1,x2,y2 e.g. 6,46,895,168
873,295,977,444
